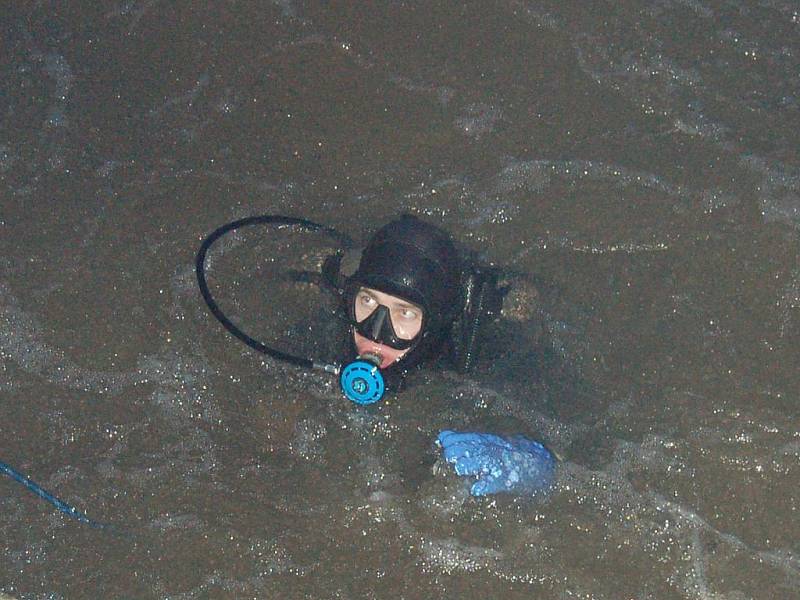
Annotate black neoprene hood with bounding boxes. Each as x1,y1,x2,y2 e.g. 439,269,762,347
349,214,463,337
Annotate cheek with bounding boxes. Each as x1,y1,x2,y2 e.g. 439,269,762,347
353,301,373,322
396,316,423,338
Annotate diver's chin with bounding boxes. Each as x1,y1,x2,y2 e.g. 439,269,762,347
353,332,409,369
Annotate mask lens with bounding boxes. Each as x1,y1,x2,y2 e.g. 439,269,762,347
389,304,423,340
353,288,423,343
354,289,380,323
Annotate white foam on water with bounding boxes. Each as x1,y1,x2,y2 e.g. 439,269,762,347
455,103,503,140
0,283,136,395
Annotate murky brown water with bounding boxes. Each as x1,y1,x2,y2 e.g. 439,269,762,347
2,2,799,598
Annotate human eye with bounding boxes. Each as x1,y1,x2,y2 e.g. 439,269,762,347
400,308,420,320
358,291,376,306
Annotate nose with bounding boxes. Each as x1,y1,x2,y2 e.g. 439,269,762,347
368,305,390,340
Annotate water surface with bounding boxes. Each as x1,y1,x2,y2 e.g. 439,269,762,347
2,2,799,598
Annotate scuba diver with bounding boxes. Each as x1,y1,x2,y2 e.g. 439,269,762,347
326,213,477,388
197,214,556,497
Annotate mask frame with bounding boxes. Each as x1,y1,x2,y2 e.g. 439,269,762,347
347,285,426,351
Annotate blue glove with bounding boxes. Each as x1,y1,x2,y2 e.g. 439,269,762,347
436,430,556,497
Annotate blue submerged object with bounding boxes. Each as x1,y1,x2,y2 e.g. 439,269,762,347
437,430,556,496
340,358,385,405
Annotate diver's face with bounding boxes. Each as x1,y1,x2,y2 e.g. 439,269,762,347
352,287,424,368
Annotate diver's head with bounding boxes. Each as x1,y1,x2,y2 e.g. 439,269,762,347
351,286,423,368
347,214,463,371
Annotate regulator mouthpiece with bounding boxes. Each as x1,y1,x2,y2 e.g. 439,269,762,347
340,353,385,405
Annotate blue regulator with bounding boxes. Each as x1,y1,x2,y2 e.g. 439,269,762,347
339,353,385,405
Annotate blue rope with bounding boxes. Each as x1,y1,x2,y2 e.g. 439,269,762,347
0,460,107,530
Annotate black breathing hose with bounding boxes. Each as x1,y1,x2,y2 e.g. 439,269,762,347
195,215,351,372
0,216,353,534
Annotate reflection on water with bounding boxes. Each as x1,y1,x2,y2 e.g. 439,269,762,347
2,1,799,598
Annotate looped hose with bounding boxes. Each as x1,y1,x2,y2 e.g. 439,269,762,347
196,215,351,371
